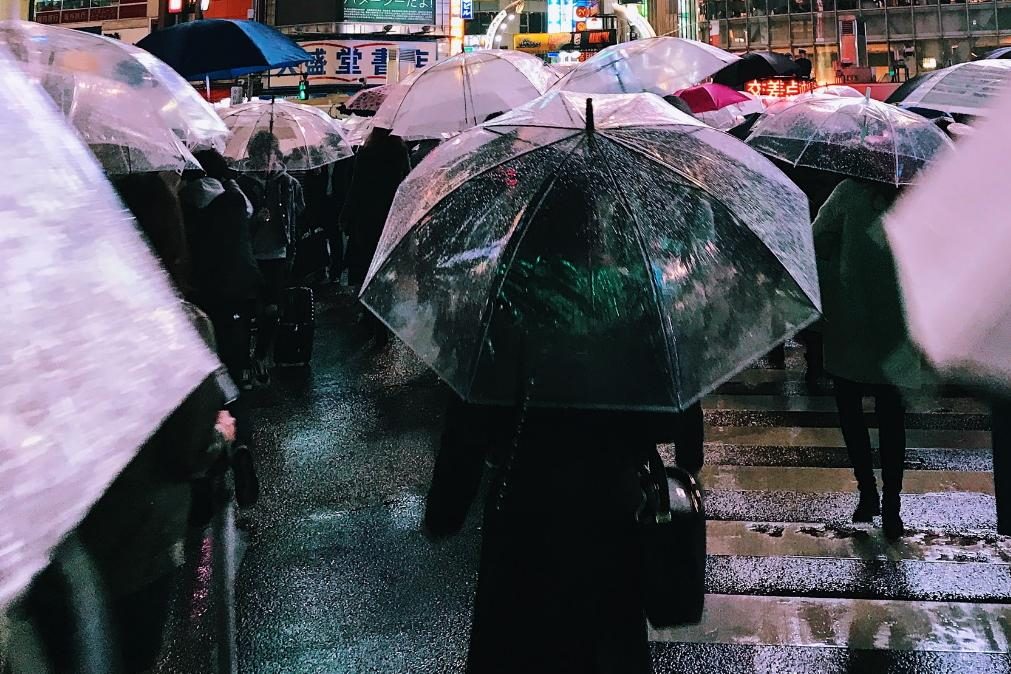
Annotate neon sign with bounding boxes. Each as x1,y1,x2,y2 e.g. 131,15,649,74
745,77,816,98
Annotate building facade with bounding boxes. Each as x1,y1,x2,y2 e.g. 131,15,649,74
29,0,159,40
700,0,1011,83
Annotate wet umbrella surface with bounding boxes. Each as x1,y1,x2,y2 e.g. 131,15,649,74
220,98,352,171
745,95,952,186
887,60,1011,117
361,92,820,412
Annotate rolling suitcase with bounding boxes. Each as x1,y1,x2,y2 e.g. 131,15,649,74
274,286,315,367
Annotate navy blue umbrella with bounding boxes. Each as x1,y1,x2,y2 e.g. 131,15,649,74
137,19,310,81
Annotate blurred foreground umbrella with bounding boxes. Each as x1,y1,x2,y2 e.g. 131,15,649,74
220,98,352,171
981,46,1011,60
0,48,218,611
373,51,558,140
675,83,765,130
745,95,951,185
553,37,739,96
712,51,801,88
137,19,310,81
343,85,388,116
886,60,1011,116
336,114,375,148
361,92,820,411
1,21,229,152
0,21,201,174
885,85,1011,391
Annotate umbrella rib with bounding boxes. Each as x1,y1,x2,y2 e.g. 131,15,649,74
881,104,901,186
595,137,684,409
461,136,587,399
792,104,849,168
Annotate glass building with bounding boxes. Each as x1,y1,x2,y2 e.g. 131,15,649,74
699,0,1011,83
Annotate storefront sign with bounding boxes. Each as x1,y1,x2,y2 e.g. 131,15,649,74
461,0,473,19
572,29,616,48
33,0,147,25
343,0,435,25
547,0,574,34
512,32,571,54
745,77,815,97
271,40,438,85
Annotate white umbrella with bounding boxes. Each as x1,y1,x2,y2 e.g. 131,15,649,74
884,84,1010,390
0,46,218,611
697,94,766,130
0,20,216,173
890,60,1011,117
372,50,559,140
552,37,739,96
219,98,352,170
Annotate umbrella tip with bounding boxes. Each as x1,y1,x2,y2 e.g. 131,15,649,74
585,98,595,134
864,87,872,102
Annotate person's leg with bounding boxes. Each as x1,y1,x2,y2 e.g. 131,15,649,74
109,575,174,673
833,376,879,521
800,328,824,382
674,402,705,476
767,343,786,369
875,384,907,539
991,399,1011,535
254,260,285,380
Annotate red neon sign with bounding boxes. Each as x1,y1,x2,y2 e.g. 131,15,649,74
745,77,815,98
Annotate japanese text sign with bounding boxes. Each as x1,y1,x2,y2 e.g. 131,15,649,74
271,40,438,85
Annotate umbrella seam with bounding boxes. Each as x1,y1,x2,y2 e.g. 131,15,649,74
595,135,684,410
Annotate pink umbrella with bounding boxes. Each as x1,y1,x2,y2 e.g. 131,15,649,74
674,82,751,113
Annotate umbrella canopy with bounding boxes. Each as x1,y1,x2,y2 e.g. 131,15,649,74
336,114,375,148
884,85,1011,392
887,60,1011,116
696,96,766,130
981,46,1011,60
805,84,863,98
137,19,310,81
745,95,952,185
712,51,801,87
0,47,218,611
361,91,820,412
372,50,558,141
343,85,388,116
553,37,739,96
1,21,229,152
0,21,200,174
220,98,352,171
675,82,751,113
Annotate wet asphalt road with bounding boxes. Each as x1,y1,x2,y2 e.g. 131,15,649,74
227,287,1011,674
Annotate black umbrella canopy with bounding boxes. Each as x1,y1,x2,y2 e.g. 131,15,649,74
712,52,801,88
362,92,820,412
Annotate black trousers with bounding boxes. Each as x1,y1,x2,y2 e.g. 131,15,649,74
672,402,705,475
833,376,906,495
255,259,288,360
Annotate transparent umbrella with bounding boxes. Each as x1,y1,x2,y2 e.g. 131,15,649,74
362,91,820,412
0,20,209,174
336,114,375,148
745,95,952,185
343,84,388,116
553,37,740,96
0,47,218,611
372,50,559,140
888,60,1011,117
220,98,353,170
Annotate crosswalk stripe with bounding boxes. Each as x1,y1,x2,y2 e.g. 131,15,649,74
705,394,989,415
700,465,995,495
694,444,993,472
650,594,1011,652
705,521,1011,564
707,425,991,449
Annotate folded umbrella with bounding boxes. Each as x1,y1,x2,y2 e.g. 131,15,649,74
372,50,558,141
887,60,1011,117
220,98,352,171
884,85,1010,391
362,92,820,412
553,37,739,96
675,83,765,130
137,19,310,81
745,95,952,185
0,46,218,611
0,21,201,174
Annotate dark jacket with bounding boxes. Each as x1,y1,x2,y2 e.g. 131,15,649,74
428,400,694,674
180,177,262,305
237,170,305,260
339,136,411,285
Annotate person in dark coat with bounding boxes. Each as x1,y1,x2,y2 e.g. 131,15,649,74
236,131,305,383
426,395,704,674
814,178,924,540
340,127,411,287
794,49,813,78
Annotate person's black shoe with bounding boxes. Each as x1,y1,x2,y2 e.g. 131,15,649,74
882,493,904,540
853,488,881,523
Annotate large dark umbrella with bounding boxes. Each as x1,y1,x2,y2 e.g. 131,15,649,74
712,51,801,87
137,19,310,81
361,91,820,412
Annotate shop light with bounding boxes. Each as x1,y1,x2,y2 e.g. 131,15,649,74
168,0,183,13
200,0,210,10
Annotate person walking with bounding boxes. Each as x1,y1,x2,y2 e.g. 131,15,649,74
340,127,411,346
236,131,305,384
813,178,924,540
